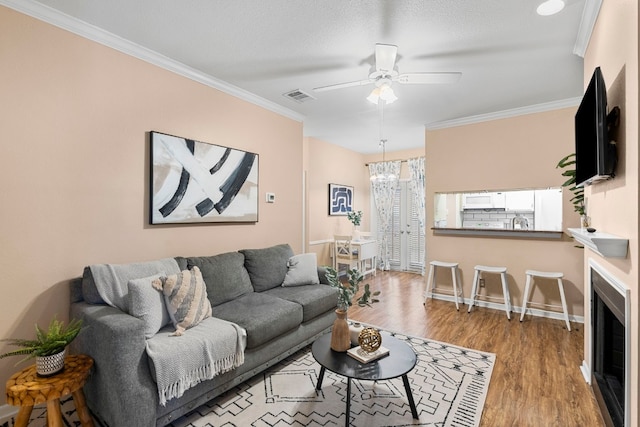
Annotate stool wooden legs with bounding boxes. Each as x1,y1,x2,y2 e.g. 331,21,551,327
521,272,571,331
426,262,462,310
557,278,571,331
46,399,63,427
467,269,481,313
73,388,95,427
14,406,33,427
500,273,512,320
468,268,511,320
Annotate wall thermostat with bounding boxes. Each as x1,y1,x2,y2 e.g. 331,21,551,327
266,192,275,203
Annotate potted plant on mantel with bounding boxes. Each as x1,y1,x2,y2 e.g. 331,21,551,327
325,266,380,352
0,317,83,376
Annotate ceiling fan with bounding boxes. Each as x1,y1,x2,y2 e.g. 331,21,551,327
313,44,461,95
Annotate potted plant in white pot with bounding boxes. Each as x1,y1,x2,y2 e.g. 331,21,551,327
325,267,380,351
0,317,83,376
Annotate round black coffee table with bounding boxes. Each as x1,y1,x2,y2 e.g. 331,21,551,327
311,332,418,426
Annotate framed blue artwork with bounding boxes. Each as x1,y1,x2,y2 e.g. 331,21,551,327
150,131,258,224
328,183,353,216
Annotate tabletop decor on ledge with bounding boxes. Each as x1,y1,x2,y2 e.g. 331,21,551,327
325,267,380,352
0,317,83,376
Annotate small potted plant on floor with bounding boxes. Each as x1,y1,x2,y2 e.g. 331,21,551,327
0,317,83,376
325,267,380,351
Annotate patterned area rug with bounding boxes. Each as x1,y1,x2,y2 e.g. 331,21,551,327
10,330,495,427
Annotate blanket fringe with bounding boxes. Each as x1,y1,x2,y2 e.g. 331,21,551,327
158,351,244,406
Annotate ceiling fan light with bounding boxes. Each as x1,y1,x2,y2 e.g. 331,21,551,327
536,0,564,16
379,85,398,104
367,87,381,104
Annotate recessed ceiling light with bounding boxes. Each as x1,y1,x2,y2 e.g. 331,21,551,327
537,0,565,16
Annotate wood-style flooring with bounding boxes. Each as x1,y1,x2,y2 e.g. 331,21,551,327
347,270,605,427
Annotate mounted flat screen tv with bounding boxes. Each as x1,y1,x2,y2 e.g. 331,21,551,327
574,67,617,187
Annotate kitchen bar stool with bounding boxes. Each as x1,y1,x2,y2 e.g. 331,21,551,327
520,270,571,331
467,265,512,319
425,261,463,310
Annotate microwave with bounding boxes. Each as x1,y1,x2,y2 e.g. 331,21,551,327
462,192,506,210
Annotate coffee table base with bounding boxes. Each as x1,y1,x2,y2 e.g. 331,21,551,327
315,366,419,426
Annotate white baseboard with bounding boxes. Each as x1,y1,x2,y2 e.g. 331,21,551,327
0,404,18,425
580,360,591,384
425,292,585,324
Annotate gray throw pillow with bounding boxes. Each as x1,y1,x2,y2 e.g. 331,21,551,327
185,252,253,307
240,244,294,292
128,274,171,338
282,253,320,287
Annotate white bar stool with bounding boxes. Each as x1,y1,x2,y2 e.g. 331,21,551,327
467,265,512,320
425,261,463,310
520,270,571,331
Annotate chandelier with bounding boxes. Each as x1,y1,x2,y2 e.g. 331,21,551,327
370,101,397,182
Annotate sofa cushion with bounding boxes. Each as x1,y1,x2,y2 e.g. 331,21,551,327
264,284,337,323
128,274,171,338
239,244,293,292
282,253,320,287
214,293,303,349
152,266,212,336
180,252,253,307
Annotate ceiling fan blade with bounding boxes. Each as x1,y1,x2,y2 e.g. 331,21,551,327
375,44,398,74
396,72,462,84
313,79,373,92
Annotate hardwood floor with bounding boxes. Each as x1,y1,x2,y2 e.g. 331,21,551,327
347,270,605,427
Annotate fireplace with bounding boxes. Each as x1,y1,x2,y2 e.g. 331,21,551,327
588,261,629,427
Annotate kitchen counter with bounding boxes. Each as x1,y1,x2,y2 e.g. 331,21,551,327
431,227,564,239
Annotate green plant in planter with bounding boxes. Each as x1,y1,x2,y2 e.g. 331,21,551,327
0,317,83,364
347,210,362,227
325,267,380,310
556,153,585,216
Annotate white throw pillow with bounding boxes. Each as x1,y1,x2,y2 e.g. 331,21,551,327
282,253,320,287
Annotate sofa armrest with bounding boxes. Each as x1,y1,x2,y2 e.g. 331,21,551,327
70,302,158,427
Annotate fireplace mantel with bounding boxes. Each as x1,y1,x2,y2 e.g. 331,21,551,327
567,228,628,258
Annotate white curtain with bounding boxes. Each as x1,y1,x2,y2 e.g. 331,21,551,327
369,160,401,270
408,157,426,273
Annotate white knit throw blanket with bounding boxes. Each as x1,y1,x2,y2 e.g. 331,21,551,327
145,317,246,406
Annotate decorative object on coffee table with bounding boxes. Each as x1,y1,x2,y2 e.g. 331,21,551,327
325,267,380,351
358,327,382,353
0,317,83,376
349,322,364,346
6,354,95,427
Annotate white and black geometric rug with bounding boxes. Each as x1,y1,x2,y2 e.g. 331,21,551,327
6,330,495,427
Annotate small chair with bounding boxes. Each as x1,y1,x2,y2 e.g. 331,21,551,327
425,261,463,310
467,265,512,320
333,235,359,272
520,270,571,331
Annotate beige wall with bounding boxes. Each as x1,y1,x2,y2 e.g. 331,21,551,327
583,0,639,423
425,108,585,317
0,6,303,386
304,137,371,266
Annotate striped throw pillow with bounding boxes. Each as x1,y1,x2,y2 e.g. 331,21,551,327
152,266,212,336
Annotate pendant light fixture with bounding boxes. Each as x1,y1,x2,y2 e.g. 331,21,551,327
370,101,397,182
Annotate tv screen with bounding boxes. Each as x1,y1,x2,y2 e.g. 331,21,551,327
574,67,616,187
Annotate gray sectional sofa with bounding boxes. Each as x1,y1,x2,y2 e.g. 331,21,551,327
70,243,337,427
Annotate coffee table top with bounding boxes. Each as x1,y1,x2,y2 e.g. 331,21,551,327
312,332,416,381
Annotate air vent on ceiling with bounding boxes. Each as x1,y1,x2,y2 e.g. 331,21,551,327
283,89,315,103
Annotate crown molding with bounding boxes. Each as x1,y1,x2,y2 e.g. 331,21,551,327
0,0,305,122
426,97,582,130
573,0,603,58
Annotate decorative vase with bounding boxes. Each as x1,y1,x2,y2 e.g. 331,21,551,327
36,348,66,376
349,322,364,346
358,327,382,353
581,214,591,229
330,309,351,352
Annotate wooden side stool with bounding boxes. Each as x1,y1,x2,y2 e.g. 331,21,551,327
6,354,94,427
425,260,463,310
520,270,571,331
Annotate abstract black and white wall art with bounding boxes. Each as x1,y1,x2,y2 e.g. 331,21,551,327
328,183,353,216
150,131,258,224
